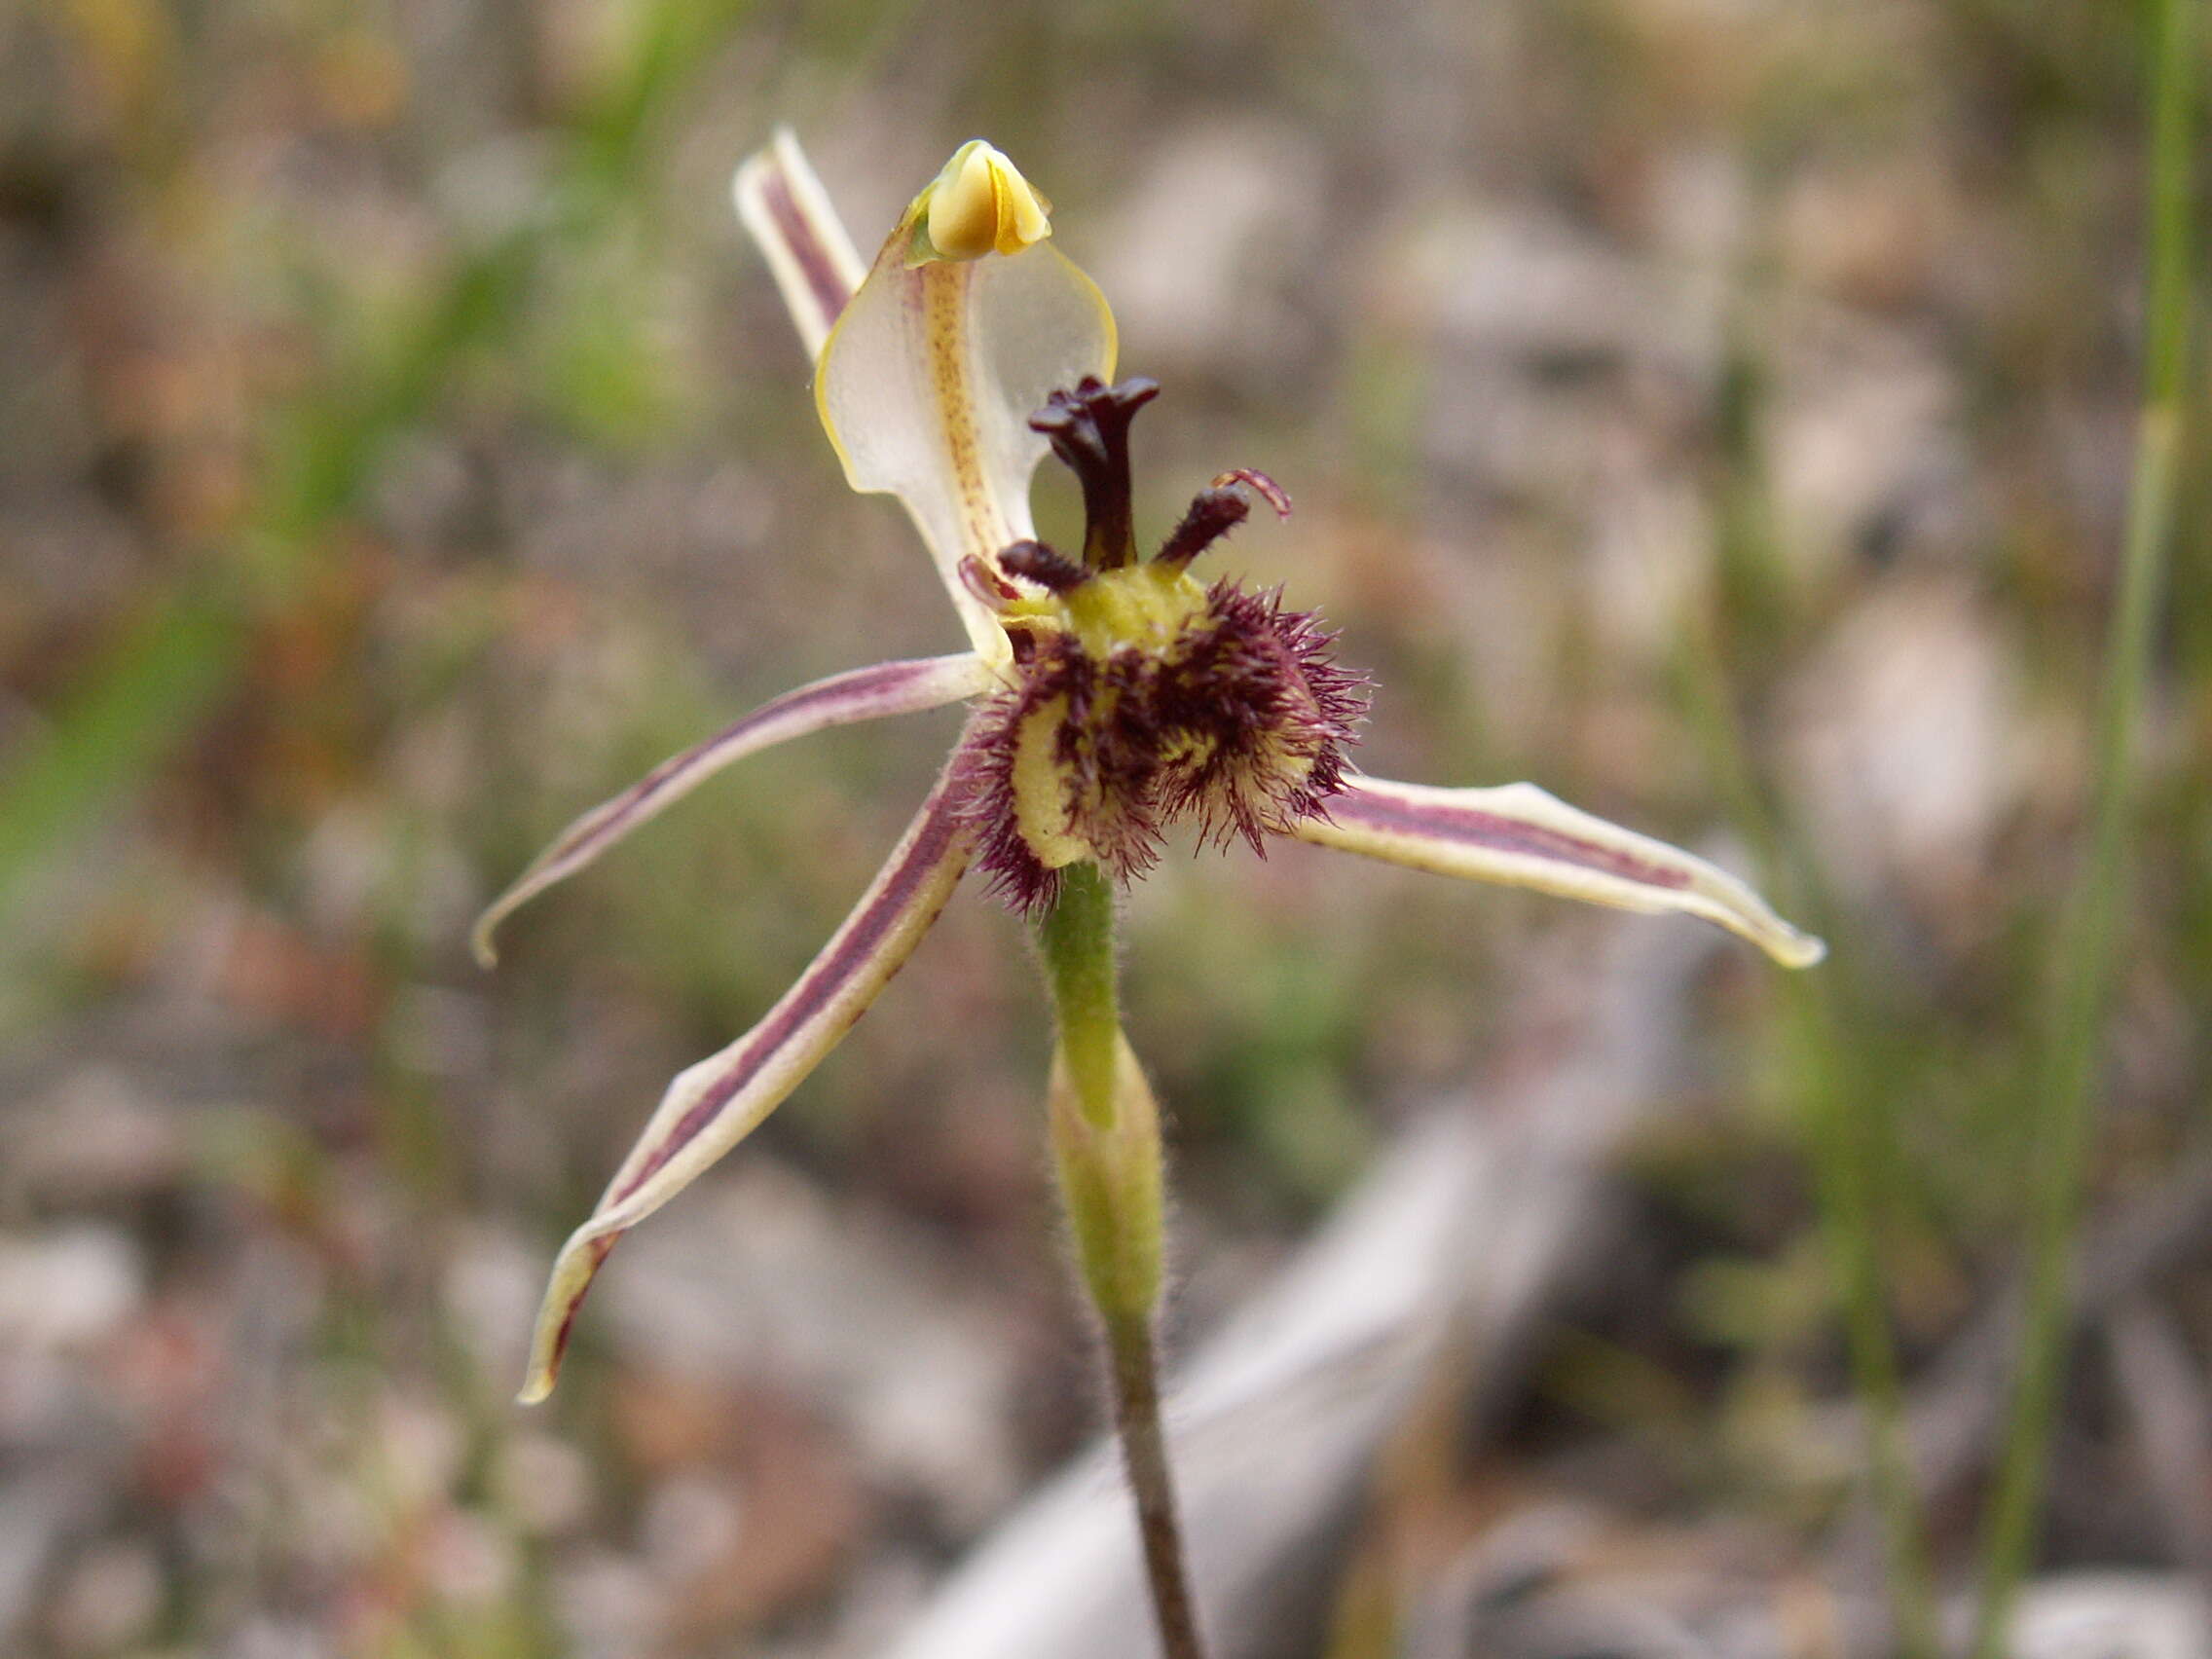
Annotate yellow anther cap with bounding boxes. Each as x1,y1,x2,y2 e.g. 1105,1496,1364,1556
914,140,1052,263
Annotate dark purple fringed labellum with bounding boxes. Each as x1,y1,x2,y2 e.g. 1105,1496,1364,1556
956,378,1370,911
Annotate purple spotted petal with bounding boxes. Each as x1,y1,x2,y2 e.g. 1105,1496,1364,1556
518,742,980,1402
1292,775,1825,968
732,128,866,361
473,653,989,967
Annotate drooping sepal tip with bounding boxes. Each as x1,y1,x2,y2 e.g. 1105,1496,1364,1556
510,752,981,1404
1758,913,1825,969
517,1229,613,1404
1292,777,1827,970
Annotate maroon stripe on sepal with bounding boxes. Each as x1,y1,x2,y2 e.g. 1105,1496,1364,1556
609,773,973,1203
557,659,960,866
759,166,856,334
1331,788,1696,892
548,1236,617,1378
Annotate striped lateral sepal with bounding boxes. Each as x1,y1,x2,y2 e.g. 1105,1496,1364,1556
518,741,981,1402
473,653,990,967
1291,775,1826,969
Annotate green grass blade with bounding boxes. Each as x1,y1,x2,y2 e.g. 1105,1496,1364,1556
0,590,244,923
1970,0,2195,1649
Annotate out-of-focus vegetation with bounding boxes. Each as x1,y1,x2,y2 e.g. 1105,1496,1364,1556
0,0,2205,1655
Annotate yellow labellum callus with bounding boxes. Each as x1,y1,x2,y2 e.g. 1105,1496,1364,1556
957,378,1370,910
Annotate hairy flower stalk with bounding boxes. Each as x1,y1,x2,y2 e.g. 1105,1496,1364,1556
1035,865,1198,1655
478,129,1827,1648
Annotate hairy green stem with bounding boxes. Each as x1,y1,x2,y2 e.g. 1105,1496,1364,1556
1972,3,2194,1647
1037,863,1207,1659
1038,863,1123,1129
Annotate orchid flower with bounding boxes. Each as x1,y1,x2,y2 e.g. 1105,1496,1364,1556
479,131,1825,1409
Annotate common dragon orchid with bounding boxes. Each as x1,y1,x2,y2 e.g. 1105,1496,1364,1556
475,132,1824,1409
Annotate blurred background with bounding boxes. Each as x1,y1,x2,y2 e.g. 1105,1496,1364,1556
2,0,2207,1655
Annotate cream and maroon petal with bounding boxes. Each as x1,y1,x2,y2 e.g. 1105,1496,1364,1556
518,747,980,1402
473,653,989,968
814,184,1117,664
1292,776,1825,969
732,129,866,362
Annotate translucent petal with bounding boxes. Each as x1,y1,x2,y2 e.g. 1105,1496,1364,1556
732,128,866,361
1293,776,1826,968
518,746,979,1402
473,652,988,966
816,229,1117,663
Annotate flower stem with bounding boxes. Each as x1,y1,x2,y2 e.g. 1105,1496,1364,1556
1038,863,1124,1131
1103,1307,1207,1659
1971,2,2194,1649
1036,863,1208,1659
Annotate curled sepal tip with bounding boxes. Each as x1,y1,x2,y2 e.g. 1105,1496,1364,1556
473,654,989,969
517,750,979,1403
1293,776,1826,969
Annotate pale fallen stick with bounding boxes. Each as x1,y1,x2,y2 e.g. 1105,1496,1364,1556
882,912,1725,1659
